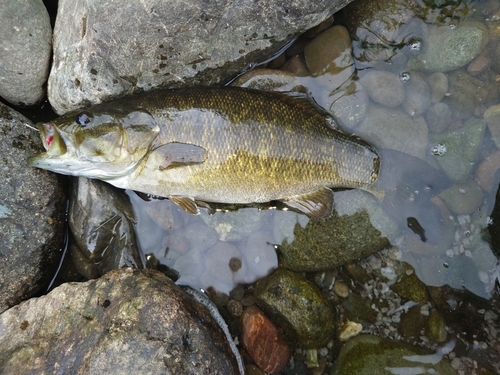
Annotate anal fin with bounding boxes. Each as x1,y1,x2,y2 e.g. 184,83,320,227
281,187,334,219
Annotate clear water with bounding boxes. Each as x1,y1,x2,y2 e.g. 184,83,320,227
127,0,500,302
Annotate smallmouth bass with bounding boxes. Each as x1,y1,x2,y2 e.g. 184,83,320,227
28,86,380,219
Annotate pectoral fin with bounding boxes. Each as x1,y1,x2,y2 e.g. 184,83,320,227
153,142,207,170
169,196,200,215
281,187,334,219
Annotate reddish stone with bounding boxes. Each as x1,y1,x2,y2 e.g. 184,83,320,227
241,306,290,374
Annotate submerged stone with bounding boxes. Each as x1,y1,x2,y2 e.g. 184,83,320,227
277,190,395,272
408,22,488,72
254,268,336,348
431,118,486,182
241,305,290,374
331,334,457,375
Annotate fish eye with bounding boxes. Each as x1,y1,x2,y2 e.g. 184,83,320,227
75,112,92,126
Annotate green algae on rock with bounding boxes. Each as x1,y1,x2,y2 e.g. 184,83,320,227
331,334,457,375
254,268,336,348
277,190,395,272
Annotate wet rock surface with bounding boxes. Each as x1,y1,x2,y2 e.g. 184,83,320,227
0,268,241,374
48,0,354,114
0,0,52,106
254,268,336,348
331,334,457,375
68,177,145,279
0,103,66,314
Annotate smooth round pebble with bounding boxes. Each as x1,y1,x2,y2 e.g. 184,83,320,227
439,179,484,215
403,72,431,116
426,72,449,104
360,70,405,108
426,102,452,133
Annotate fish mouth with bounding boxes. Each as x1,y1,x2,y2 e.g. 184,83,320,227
37,122,67,156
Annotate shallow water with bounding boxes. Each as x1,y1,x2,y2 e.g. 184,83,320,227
125,0,500,301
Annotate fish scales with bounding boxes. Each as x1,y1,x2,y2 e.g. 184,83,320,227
28,86,380,218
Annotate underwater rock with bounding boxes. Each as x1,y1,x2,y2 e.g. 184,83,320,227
0,103,66,314
483,103,500,148
426,102,452,133
0,0,52,106
408,22,489,72
439,179,484,215
431,118,486,182
360,71,405,108
0,268,242,374
277,190,396,272
426,72,449,104
475,149,500,193
402,72,431,117
241,305,290,374
426,308,448,343
254,268,336,348
355,104,429,159
330,334,457,375
201,208,269,242
398,305,425,339
69,177,145,279
48,0,352,114
328,81,369,130
304,25,354,80
389,264,429,305
280,55,310,77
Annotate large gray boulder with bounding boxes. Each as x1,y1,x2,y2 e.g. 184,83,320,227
0,268,242,374
0,103,66,314
0,0,52,106
48,0,354,114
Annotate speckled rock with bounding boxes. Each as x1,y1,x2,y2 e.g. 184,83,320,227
0,103,66,314
408,22,489,72
355,104,429,159
48,0,355,114
277,190,397,272
255,268,336,348
0,0,52,106
331,334,457,375
360,71,405,108
0,268,242,374
431,118,486,182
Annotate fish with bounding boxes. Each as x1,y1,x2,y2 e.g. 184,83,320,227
28,86,380,219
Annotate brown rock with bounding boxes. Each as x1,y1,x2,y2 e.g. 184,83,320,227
241,305,290,374
475,149,500,193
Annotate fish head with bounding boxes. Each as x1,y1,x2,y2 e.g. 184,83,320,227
28,107,159,179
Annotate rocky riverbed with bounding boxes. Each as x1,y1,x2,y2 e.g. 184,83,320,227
1,0,500,374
